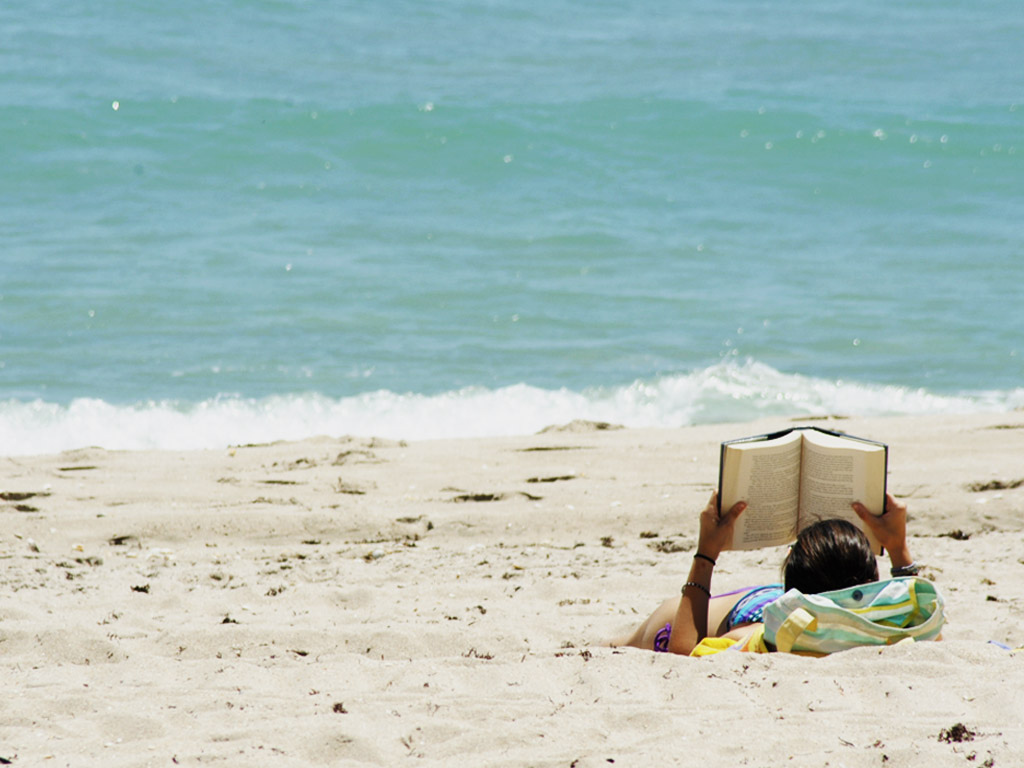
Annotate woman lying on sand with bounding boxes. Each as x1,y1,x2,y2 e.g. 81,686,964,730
611,491,919,655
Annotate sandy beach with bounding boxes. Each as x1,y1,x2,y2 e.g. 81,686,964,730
2,412,1023,766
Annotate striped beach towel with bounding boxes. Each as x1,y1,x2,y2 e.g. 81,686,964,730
763,577,945,655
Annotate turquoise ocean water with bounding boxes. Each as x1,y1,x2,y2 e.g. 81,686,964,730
2,1,1022,455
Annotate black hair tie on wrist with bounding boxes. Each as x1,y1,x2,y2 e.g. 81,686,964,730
693,552,716,567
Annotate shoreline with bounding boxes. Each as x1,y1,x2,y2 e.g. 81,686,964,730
3,359,1021,458
2,412,1023,765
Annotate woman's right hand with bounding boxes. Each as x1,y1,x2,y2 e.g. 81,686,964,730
852,493,913,567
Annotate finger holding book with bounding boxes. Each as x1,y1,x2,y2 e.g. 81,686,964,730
698,490,747,561
852,493,916,573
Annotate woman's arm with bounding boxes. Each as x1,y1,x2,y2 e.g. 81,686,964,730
852,493,916,572
666,491,746,655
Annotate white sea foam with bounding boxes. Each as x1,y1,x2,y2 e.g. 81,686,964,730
1,361,1020,457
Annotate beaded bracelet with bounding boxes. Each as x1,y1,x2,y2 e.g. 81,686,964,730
682,581,711,598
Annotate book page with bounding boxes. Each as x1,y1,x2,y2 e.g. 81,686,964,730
797,430,886,553
721,430,802,550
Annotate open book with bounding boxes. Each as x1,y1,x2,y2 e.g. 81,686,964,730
717,427,887,553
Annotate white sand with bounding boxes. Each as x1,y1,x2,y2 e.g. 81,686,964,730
2,413,1023,766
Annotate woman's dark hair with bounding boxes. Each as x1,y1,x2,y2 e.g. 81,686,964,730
782,519,878,594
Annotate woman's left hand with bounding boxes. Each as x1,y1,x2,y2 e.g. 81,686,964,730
697,491,746,561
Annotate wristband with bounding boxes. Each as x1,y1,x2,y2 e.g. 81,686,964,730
890,562,920,577
693,552,716,567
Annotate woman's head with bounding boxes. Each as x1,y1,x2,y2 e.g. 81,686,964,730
783,519,878,594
